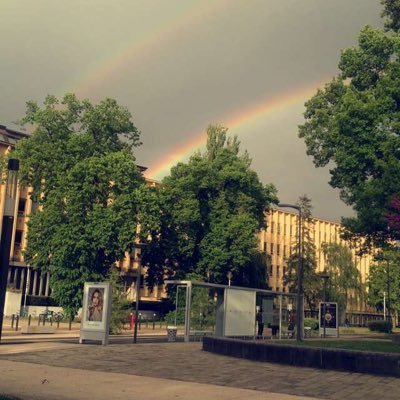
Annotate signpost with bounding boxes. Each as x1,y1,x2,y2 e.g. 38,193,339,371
319,302,338,338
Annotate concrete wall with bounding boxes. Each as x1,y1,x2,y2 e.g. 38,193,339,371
203,336,400,377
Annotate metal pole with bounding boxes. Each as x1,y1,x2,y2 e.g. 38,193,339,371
387,259,391,322
24,266,30,311
383,292,386,320
296,209,303,341
323,278,327,339
184,282,192,342
0,159,19,344
133,254,142,344
279,294,282,340
175,286,179,327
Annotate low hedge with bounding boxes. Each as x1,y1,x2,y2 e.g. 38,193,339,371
367,320,392,333
303,318,319,330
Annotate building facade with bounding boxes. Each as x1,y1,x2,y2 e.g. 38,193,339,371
261,208,373,312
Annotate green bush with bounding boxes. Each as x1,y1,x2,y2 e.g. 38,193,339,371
367,320,392,333
304,318,319,330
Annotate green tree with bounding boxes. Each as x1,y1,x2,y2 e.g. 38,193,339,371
367,249,400,318
143,124,277,288
14,94,152,318
283,195,321,314
298,0,400,248
321,243,363,315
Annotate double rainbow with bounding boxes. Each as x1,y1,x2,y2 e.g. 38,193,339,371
144,80,325,180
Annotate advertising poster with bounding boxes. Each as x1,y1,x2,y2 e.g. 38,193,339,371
80,282,112,344
319,302,338,337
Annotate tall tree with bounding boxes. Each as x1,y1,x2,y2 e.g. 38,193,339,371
283,195,321,314
14,94,152,318
367,248,400,318
321,243,363,315
298,0,400,249
143,124,277,288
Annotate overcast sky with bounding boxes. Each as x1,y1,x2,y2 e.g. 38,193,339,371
0,0,382,221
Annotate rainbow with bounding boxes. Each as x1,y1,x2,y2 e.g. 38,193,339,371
144,80,326,180
69,0,230,96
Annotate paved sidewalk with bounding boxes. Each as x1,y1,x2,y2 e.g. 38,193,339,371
0,342,399,400
0,359,318,400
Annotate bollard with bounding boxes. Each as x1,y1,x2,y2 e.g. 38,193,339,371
43,315,46,326
38,315,41,326
153,314,155,330
15,315,19,331
28,315,31,326
11,314,15,329
50,317,53,326
146,319,148,329
69,317,72,330
57,317,60,329
139,319,141,330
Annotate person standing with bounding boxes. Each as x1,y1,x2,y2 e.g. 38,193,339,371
256,307,264,337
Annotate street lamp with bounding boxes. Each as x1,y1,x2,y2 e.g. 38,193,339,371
278,203,303,341
227,271,233,287
0,159,19,343
133,243,147,344
320,272,329,338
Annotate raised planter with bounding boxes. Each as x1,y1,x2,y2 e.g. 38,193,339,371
202,336,400,377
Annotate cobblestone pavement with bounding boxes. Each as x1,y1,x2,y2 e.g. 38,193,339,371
1,342,399,400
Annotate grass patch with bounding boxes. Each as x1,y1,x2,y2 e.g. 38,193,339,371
0,395,21,400
282,340,400,353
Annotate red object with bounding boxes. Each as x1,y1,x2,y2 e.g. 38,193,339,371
130,313,135,330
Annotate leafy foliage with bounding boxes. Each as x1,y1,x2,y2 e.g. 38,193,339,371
14,94,150,318
108,268,131,334
367,249,400,316
322,243,363,315
284,195,321,313
143,124,277,287
298,1,400,248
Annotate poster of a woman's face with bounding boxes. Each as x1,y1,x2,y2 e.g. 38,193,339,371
87,287,104,322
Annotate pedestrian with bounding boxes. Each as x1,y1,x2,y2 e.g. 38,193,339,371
256,307,264,337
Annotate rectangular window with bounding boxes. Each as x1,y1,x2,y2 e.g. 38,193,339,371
263,242,267,252
277,265,280,277
15,230,23,245
270,243,274,254
271,222,274,233
277,223,281,235
283,245,286,256
18,198,26,216
284,224,286,235
277,244,280,256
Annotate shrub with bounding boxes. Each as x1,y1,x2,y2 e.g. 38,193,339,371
367,320,392,333
304,318,319,330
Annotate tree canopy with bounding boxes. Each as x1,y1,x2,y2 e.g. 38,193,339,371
367,249,400,317
298,0,400,248
283,195,321,314
143,125,277,288
321,242,363,315
14,94,152,317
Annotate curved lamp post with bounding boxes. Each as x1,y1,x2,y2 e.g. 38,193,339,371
278,203,303,341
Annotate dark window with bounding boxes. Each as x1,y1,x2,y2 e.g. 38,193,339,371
15,230,23,245
18,199,26,216
277,223,281,235
263,242,267,252
277,244,280,256
270,243,274,254
270,222,274,233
